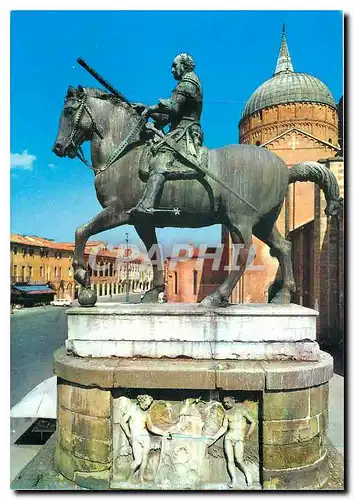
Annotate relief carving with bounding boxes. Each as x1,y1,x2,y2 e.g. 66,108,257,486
112,391,260,490
208,396,256,488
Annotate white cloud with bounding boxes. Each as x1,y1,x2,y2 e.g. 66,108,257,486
10,150,36,170
48,163,56,169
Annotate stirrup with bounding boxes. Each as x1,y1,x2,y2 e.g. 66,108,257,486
127,205,154,216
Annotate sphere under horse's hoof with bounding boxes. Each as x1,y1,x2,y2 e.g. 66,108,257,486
78,287,97,307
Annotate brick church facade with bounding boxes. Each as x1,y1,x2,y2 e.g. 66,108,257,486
224,26,342,306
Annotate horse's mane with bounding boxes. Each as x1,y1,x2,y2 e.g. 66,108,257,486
81,87,137,117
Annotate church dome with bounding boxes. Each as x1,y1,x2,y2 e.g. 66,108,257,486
241,27,336,119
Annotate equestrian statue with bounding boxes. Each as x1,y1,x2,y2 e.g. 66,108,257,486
52,53,343,307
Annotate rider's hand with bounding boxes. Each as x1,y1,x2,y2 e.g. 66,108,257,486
131,102,146,114
146,104,160,115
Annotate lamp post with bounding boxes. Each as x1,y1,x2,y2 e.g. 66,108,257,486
125,232,130,303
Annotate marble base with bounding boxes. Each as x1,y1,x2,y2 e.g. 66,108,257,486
66,303,319,361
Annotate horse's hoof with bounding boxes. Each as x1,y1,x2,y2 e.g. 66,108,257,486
141,287,163,303
78,287,97,307
74,268,88,286
200,293,229,308
271,289,291,304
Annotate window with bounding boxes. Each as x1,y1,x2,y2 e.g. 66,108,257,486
28,266,33,279
13,246,17,255
193,270,198,296
29,248,34,257
23,247,27,257
40,247,45,257
40,266,44,279
21,266,25,281
174,271,178,295
13,265,17,280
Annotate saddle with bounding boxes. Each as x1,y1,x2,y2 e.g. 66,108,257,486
139,146,209,183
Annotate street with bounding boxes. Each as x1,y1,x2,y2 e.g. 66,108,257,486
10,293,141,407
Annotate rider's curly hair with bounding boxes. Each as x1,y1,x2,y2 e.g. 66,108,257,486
174,53,195,72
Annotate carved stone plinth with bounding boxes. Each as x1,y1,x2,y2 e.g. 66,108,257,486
53,348,333,490
66,303,319,360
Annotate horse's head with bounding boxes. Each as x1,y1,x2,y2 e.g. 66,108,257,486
52,85,103,159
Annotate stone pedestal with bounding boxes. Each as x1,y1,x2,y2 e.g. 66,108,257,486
66,303,319,360
53,303,332,490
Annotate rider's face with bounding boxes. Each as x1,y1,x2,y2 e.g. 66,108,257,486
172,60,183,81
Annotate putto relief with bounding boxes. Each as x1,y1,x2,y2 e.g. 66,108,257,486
111,390,260,490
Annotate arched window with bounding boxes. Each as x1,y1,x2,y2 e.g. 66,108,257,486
193,270,198,296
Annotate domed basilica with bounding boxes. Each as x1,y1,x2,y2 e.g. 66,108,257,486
224,26,342,306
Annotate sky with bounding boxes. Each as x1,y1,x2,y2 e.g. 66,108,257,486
10,10,344,250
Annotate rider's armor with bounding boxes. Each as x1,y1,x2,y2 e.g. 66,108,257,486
151,71,203,159
129,67,204,215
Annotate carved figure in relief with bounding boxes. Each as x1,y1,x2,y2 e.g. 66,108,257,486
119,394,165,482
209,396,256,488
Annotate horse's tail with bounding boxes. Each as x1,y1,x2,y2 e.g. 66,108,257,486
288,161,343,217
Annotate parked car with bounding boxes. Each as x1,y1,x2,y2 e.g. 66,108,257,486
50,298,72,307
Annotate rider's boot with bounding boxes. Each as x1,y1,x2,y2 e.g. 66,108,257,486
127,171,165,216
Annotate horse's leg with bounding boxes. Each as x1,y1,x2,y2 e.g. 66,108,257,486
200,223,253,308
253,224,296,304
134,222,164,303
73,204,128,287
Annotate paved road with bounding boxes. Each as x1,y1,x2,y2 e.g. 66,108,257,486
10,307,67,407
10,293,142,407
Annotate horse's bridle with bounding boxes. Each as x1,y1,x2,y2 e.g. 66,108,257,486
67,90,147,175
68,91,103,172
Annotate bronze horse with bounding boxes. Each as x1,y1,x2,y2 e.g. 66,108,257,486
52,86,342,307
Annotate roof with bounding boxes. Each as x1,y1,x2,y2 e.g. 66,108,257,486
241,27,336,119
12,285,55,295
10,234,148,262
11,234,74,252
